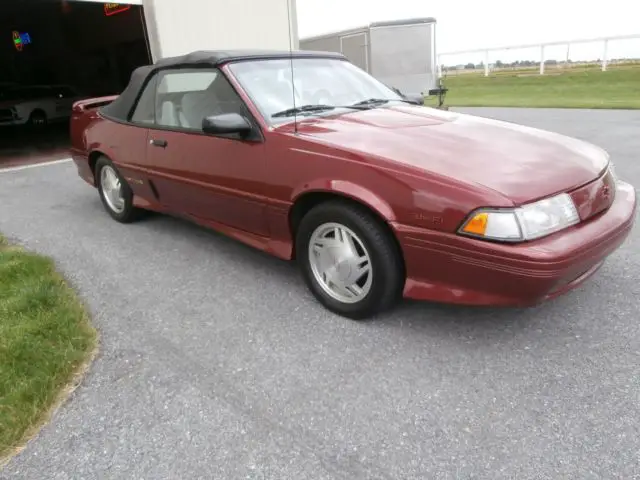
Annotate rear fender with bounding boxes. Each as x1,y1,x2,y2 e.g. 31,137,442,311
70,96,118,159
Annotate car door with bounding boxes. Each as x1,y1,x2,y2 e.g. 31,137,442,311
143,67,270,236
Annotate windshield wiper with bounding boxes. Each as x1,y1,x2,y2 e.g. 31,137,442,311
272,103,373,118
272,104,336,118
351,98,390,107
350,98,415,107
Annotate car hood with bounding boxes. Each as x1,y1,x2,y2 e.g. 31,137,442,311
291,106,609,204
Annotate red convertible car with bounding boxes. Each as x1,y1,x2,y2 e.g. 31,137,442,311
70,50,636,319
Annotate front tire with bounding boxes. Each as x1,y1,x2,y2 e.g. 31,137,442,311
95,156,143,223
296,200,404,320
28,110,47,128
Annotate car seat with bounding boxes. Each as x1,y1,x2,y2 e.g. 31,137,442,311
180,75,244,129
159,100,180,127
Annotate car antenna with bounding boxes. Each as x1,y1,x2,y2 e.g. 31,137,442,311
286,0,298,134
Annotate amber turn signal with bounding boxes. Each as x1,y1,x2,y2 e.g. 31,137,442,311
461,212,488,235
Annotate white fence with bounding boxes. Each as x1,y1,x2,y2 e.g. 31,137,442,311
437,34,640,76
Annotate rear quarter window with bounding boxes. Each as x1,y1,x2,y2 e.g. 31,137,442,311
130,74,158,124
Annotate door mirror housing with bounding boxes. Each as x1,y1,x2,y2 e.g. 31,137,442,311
202,113,253,138
386,84,424,106
403,93,424,106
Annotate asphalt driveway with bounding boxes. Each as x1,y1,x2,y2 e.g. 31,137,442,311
1,108,639,479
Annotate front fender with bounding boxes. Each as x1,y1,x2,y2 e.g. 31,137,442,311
291,178,397,222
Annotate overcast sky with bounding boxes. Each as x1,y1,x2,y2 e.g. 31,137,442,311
296,0,640,63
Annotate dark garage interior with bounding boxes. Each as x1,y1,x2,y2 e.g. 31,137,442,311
0,0,151,167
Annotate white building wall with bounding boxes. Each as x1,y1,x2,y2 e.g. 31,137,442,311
141,0,299,61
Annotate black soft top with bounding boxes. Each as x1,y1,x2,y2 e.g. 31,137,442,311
101,49,346,122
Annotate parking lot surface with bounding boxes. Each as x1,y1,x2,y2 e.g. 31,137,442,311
1,108,639,479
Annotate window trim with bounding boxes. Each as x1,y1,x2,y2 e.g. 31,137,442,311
129,72,158,125
128,65,264,143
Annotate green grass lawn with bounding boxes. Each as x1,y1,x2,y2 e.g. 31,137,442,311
427,66,640,109
0,235,96,462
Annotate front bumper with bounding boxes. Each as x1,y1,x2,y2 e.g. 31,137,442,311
393,181,637,306
0,109,25,126
0,118,25,126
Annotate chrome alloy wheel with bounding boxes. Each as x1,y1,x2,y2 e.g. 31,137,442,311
100,165,125,214
308,222,373,304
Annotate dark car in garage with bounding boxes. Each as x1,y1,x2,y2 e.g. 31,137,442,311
0,85,84,128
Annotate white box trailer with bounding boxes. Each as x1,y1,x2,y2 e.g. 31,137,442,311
300,17,438,97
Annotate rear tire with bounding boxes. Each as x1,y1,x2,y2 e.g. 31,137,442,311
95,156,144,223
295,200,404,320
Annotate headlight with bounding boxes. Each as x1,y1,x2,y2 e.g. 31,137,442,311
459,192,580,242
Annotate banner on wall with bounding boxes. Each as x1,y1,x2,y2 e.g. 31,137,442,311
13,31,32,52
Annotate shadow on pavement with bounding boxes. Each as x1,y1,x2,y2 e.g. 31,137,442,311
0,123,71,169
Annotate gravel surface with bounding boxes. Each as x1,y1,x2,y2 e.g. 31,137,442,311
1,108,639,480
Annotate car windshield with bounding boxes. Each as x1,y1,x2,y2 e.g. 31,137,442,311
227,57,405,123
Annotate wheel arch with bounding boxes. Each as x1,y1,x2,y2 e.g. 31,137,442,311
290,181,397,226
88,150,108,180
30,108,46,117
288,187,406,277
28,108,47,125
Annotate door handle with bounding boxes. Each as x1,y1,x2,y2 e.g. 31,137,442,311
150,138,168,148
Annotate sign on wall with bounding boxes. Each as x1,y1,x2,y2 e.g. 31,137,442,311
12,31,32,52
104,3,131,16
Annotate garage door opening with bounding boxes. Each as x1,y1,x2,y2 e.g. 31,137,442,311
0,0,152,168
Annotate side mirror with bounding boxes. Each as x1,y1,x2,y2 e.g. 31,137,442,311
403,93,424,106
202,113,252,137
